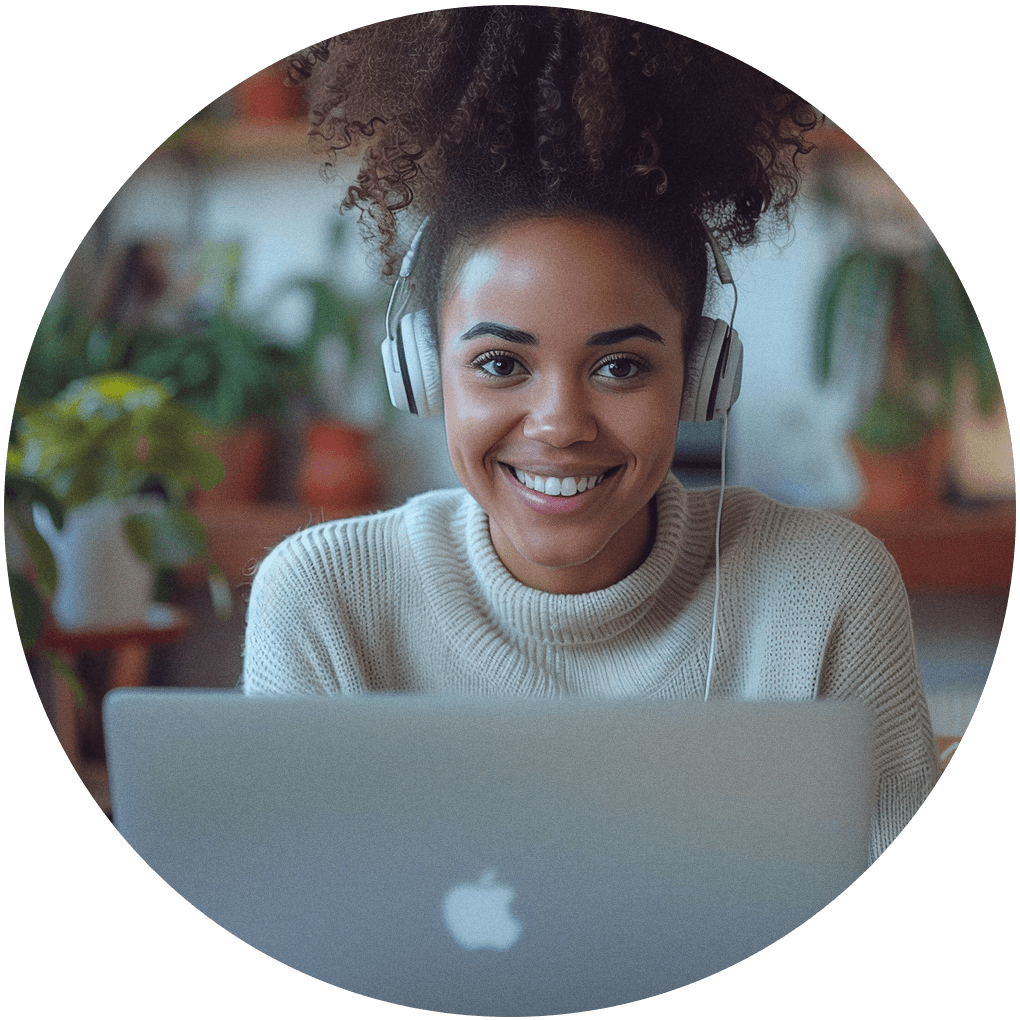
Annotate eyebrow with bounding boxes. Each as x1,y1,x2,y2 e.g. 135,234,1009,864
457,321,665,347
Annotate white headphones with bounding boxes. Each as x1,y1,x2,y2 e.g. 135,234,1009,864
380,217,743,423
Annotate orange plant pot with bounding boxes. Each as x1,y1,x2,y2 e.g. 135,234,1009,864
233,63,306,123
851,429,949,512
194,421,273,506
296,421,380,518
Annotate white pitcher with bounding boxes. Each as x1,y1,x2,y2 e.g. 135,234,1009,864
33,496,159,630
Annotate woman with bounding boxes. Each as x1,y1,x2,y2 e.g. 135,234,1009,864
242,8,936,861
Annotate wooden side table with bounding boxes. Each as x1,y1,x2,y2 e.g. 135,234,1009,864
40,605,191,771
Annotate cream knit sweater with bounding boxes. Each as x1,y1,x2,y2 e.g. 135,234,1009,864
243,474,936,861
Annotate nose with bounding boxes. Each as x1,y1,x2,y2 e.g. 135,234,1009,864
521,375,598,447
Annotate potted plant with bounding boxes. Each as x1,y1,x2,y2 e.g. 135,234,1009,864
8,372,228,629
127,305,301,503
114,239,305,504
24,240,306,506
269,221,388,517
813,241,1000,510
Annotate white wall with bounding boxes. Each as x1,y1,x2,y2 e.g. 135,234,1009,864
724,201,864,508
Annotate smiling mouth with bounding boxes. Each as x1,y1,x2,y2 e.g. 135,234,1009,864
506,465,617,497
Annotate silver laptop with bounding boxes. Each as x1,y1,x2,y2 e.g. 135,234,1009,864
103,691,874,1014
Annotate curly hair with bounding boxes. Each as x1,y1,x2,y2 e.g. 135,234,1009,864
287,8,818,333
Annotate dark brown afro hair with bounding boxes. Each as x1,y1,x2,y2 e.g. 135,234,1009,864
287,8,818,329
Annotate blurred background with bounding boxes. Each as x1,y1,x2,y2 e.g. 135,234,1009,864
6,60,1013,812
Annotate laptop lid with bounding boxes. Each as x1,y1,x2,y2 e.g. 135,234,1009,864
103,691,874,1015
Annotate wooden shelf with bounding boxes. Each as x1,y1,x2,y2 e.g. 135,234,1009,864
846,503,1015,592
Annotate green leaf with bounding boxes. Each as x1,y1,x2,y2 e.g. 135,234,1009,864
124,505,207,568
9,569,43,650
5,472,65,529
122,511,153,561
900,267,948,402
853,390,932,452
14,518,59,596
43,650,86,708
814,249,899,384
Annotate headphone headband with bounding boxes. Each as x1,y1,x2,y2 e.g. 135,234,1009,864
380,217,742,421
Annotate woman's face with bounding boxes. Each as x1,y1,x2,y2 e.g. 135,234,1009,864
440,216,687,595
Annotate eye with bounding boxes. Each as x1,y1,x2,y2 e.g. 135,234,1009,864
593,356,647,380
470,350,526,378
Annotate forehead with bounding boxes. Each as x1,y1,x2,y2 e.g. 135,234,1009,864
440,217,682,339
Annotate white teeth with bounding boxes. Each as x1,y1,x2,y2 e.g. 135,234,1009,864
512,468,606,496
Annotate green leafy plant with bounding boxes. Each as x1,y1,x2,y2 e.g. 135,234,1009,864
126,309,300,428
17,296,139,412
21,249,301,434
6,473,83,703
814,243,998,452
8,372,230,616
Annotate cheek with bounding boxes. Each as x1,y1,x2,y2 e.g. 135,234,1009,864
442,364,486,436
444,377,493,430
441,370,510,471
605,380,684,461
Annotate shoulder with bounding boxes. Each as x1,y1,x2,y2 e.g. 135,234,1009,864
691,486,901,591
251,486,471,594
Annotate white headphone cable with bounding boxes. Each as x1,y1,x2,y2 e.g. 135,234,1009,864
701,238,738,702
703,407,728,701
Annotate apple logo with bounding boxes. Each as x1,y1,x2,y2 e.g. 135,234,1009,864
441,868,523,951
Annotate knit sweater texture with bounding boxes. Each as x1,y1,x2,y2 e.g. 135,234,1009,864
243,474,937,861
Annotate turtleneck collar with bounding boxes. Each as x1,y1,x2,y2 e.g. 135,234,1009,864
456,472,709,647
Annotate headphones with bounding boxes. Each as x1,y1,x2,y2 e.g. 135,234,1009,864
380,217,743,423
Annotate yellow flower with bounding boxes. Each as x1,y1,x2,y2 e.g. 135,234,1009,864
58,372,167,420
96,374,136,398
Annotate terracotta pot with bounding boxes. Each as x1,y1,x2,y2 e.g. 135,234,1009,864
851,429,949,512
233,63,306,123
195,421,273,505
297,421,379,518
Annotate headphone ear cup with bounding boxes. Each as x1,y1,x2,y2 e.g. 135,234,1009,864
679,317,743,423
406,308,443,417
384,308,441,417
381,333,410,414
